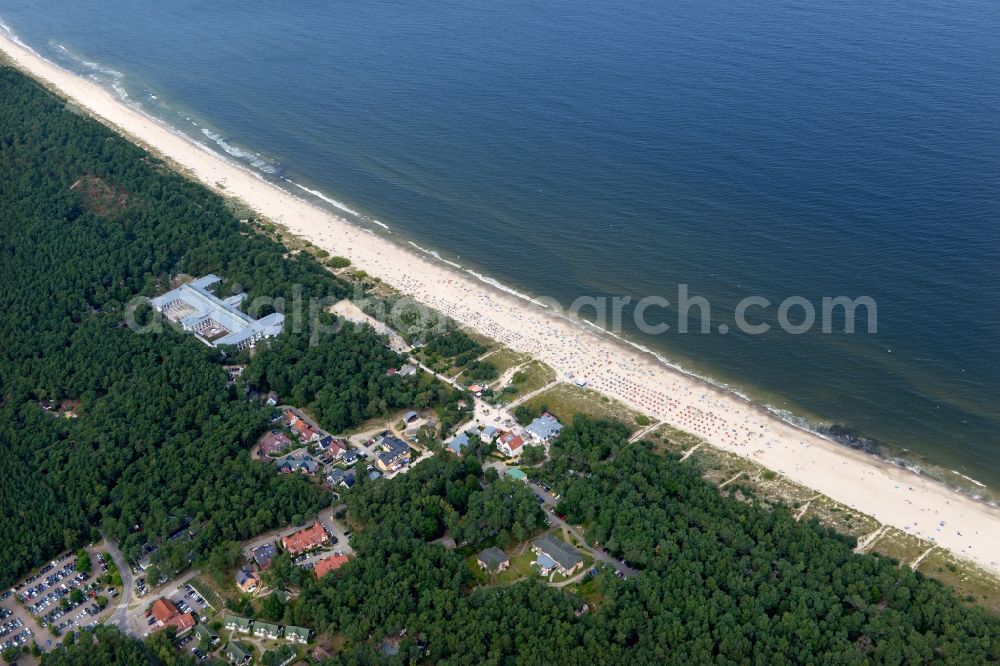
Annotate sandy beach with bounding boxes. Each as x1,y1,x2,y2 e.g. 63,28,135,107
3,31,998,574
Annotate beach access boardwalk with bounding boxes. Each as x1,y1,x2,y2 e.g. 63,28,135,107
8,30,996,575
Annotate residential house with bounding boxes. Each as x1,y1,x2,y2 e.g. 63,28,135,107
223,365,245,386
314,554,350,578
194,624,219,646
224,615,252,634
525,412,564,444
258,430,292,458
534,552,558,576
275,453,320,475
235,567,259,594
291,418,321,444
481,426,498,442
497,432,525,458
59,399,80,418
531,535,584,577
264,391,280,406
164,612,196,635
282,522,329,555
250,543,278,571
376,436,411,472
253,620,281,640
447,432,471,455
325,468,356,490
225,641,253,665
341,449,359,466
398,364,417,377
476,547,510,572
317,436,346,458
283,625,311,644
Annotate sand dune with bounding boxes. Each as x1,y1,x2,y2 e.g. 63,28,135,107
3,32,998,574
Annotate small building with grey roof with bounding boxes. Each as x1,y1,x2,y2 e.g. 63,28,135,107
476,547,511,572
531,535,584,576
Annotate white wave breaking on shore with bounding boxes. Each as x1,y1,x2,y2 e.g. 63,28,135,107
286,179,390,233
5,17,991,506
407,241,462,269
201,128,279,175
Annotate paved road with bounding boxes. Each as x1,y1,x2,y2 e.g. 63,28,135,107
101,535,133,633
526,482,639,578
316,506,353,555
242,506,352,565
276,404,326,436
412,358,463,390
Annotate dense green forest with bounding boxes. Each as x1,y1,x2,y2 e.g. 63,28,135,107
244,325,460,433
268,418,1000,663
6,64,1000,664
39,627,193,666
0,65,451,584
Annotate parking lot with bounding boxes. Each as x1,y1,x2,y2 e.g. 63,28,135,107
133,578,215,638
0,605,32,654
291,510,355,572
167,581,213,617
3,545,121,654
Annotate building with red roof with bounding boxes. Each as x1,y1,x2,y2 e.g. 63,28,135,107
497,431,525,458
292,419,320,443
257,430,292,458
149,597,195,635
150,598,178,623
314,553,350,578
163,612,196,634
281,522,329,555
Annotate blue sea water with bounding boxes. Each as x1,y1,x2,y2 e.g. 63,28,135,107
2,0,998,490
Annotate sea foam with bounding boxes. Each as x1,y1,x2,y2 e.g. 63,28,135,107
200,128,280,174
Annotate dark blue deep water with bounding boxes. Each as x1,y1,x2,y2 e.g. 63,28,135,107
2,0,998,490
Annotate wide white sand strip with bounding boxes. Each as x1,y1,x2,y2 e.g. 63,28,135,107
3,32,998,574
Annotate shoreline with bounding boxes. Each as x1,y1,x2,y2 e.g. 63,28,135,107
2,31,999,574
12,22,992,501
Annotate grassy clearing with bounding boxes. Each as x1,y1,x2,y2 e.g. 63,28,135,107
870,528,928,566
485,348,532,376
917,550,1000,614
685,446,752,486
190,573,227,612
518,383,643,426
494,360,556,404
676,441,878,537
570,576,605,609
491,547,537,585
651,424,705,456
686,445,819,512
799,496,880,539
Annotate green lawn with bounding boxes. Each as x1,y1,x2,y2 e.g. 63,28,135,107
486,348,533,376
516,383,644,427
917,550,1000,614
493,360,556,404
869,527,927,566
